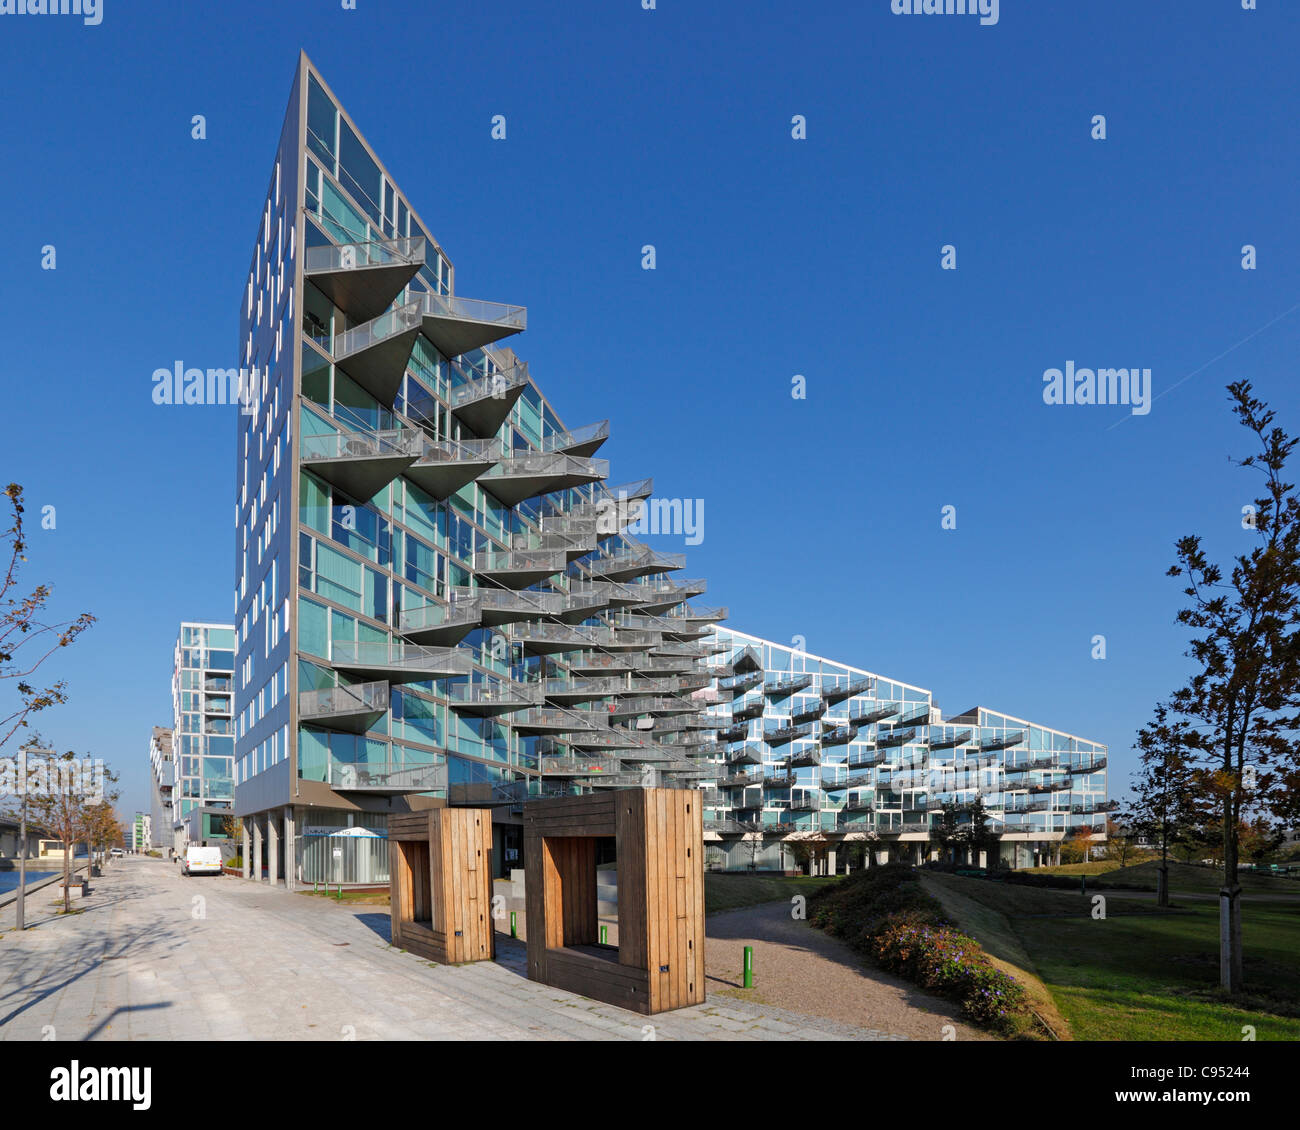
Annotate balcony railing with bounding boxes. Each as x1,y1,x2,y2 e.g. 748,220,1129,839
764,722,814,746
299,680,389,730
329,639,472,680
327,759,446,794
443,679,540,714
876,727,917,749
822,676,873,704
981,730,1027,751
764,674,813,698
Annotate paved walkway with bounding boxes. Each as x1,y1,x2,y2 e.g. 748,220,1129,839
706,903,991,1041
0,858,903,1041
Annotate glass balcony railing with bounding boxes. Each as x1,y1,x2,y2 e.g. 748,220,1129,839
299,680,389,724
442,679,540,713
329,639,472,679
539,420,610,456
327,759,446,793
334,301,423,364
304,235,425,275
821,676,874,704
764,674,813,698
420,290,526,336
301,426,423,463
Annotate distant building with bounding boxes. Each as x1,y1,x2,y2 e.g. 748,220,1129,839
170,622,236,851
131,812,151,853
147,726,174,849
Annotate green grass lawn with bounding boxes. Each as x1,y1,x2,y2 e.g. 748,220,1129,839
924,872,1300,1040
1028,859,1300,895
704,872,838,915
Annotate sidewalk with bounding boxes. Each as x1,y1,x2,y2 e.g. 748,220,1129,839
0,858,905,1041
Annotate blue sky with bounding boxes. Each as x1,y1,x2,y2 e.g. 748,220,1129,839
1,0,1296,817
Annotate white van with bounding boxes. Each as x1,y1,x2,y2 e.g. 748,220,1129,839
182,845,223,876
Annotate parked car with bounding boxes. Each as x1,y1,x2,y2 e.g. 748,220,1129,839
182,845,223,876
109,847,125,857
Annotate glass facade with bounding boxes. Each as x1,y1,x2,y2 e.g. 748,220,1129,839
171,622,237,838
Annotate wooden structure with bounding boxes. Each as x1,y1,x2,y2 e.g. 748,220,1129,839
523,788,705,1014
388,807,494,965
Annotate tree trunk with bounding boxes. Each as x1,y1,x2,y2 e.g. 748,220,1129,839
62,843,71,914
1221,785,1242,991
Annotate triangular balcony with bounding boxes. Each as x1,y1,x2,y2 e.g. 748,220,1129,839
477,453,609,508
397,594,482,646
403,438,502,501
329,639,472,684
300,426,423,503
298,680,389,735
333,301,423,408
304,236,425,322
447,358,529,438
417,290,526,361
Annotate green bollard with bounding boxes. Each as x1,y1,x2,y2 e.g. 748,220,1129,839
510,910,517,938
600,924,608,945
743,945,753,989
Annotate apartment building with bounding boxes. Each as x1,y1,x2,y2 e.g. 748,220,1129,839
700,628,1112,872
171,622,237,850
232,54,720,888
147,725,173,849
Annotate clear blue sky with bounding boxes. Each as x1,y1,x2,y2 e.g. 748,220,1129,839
1,0,1296,818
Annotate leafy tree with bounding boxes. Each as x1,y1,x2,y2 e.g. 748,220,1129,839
955,796,997,866
1129,705,1213,904
25,749,119,913
1154,383,1300,990
931,802,961,864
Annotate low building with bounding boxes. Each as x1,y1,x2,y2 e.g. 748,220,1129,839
700,628,1112,871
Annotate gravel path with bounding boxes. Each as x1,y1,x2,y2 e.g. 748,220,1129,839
705,902,994,1041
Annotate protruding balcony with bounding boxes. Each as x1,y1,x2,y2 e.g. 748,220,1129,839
333,300,423,407
539,753,624,778
621,577,708,612
820,724,858,748
792,700,827,725
724,672,763,698
876,727,917,749
608,696,702,719
581,546,686,583
512,707,604,734
785,749,821,770
329,639,472,684
471,547,565,588
1067,756,1108,774
300,426,423,503
446,356,530,437
540,420,610,459
417,289,526,360
477,453,609,508
822,676,873,705
727,745,764,767
850,702,902,727
718,722,750,744
508,621,600,655
731,646,763,674
398,594,481,646
721,771,763,789
821,773,874,792
981,730,1027,751
732,697,765,723
299,681,389,734
327,758,446,795
788,797,819,812
467,586,565,626
842,799,874,813
930,728,973,751
563,651,645,676
403,438,502,501
304,236,425,322
764,674,813,699
764,722,814,746
565,728,656,752
541,676,630,702
763,772,797,790
896,707,932,728
443,678,541,716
